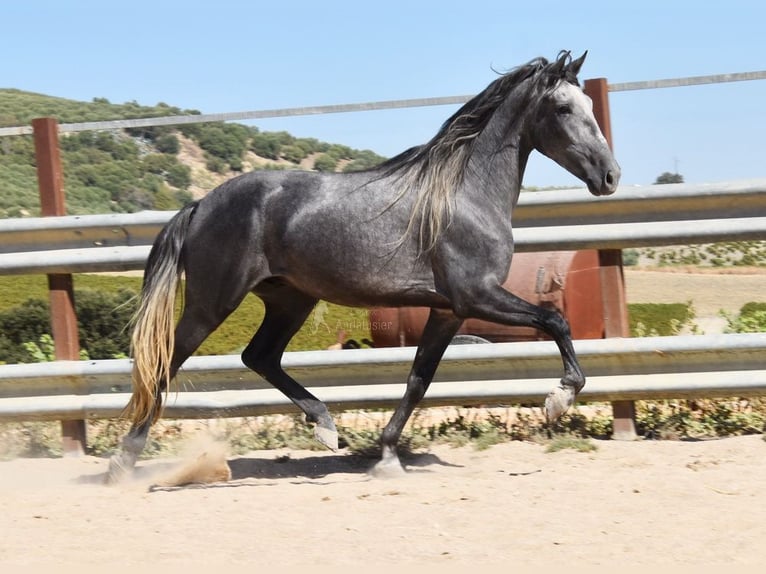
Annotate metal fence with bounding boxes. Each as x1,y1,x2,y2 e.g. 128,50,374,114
0,66,765,437
0,179,765,422
1,333,765,422
1,178,765,274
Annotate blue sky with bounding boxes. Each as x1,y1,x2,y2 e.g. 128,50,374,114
2,1,765,187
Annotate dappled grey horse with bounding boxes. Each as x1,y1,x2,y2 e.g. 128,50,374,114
108,51,620,482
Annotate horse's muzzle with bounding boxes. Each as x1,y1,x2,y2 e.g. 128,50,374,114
602,168,620,194
590,166,620,196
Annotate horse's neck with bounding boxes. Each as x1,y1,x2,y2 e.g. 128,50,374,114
466,128,529,209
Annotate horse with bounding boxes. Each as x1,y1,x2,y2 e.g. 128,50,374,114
107,50,620,482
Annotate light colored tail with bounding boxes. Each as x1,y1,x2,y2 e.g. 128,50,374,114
125,203,197,427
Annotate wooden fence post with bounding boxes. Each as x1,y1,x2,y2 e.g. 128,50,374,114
583,78,638,441
32,117,87,455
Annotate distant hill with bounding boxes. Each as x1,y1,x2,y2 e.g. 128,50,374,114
0,89,386,217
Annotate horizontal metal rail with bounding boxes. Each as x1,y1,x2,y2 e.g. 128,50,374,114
0,179,764,274
609,70,766,92
0,70,763,137
0,217,764,275
0,333,764,421
515,178,766,227
0,210,168,255
2,370,765,422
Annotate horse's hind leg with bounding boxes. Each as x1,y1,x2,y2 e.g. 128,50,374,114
373,308,463,477
107,418,153,484
242,283,337,450
107,300,241,484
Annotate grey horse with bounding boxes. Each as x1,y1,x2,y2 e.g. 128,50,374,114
108,50,620,482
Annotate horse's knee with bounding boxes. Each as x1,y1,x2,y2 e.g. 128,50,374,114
539,308,571,338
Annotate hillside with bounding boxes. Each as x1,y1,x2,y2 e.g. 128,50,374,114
0,89,386,217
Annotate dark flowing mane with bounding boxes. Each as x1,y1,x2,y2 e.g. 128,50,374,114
380,51,580,252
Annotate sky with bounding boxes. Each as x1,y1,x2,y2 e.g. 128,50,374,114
2,0,765,188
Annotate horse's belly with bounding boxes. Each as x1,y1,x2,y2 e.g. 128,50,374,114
282,259,443,309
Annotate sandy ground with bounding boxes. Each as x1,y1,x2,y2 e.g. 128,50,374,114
1,434,765,567
1,268,764,567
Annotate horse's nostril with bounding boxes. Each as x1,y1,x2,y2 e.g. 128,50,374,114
605,171,615,186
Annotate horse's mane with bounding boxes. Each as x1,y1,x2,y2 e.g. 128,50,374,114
380,51,580,253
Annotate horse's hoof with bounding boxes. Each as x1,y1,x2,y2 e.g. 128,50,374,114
545,386,576,422
314,425,339,452
369,457,406,479
105,453,134,485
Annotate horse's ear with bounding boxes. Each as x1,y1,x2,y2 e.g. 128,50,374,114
568,51,588,78
550,51,570,77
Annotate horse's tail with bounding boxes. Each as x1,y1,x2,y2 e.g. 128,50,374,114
125,202,198,427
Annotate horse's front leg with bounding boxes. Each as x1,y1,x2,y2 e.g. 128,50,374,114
454,284,584,422
373,308,463,477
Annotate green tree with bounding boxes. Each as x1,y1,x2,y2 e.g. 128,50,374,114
654,172,684,184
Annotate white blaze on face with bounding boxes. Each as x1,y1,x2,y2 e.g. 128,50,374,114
552,81,609,147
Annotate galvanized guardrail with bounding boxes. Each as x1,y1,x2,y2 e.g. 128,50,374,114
1,333,764,421
0,178,764,424
1,178,765,275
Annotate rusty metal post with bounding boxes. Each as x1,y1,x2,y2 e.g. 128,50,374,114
583,79,637,440
32,117,87,455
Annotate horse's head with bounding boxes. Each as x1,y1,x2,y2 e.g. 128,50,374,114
528,51,620,196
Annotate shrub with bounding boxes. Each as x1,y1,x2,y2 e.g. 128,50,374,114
343,150,386,172
152,185,182,210
142,153,177,175
628,302,695,336
195,124,249,164
205,155,227,174
281,144,307,164
0,289,138,363
250,133,282,159
740,302,766,316
74,288,137,359
622,249,639,266
166,163,191,189
723,309,766,334
155,133,180,154
0,299,51,363
313,153,338,172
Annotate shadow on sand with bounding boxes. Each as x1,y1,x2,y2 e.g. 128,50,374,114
76,449,463,491
227,450,462,481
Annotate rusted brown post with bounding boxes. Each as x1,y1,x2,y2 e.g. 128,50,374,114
32,117,87,455
583,79,637,441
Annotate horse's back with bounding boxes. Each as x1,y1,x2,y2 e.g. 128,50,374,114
181,168,437,307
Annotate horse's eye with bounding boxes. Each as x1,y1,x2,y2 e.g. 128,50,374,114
556,104,572,116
